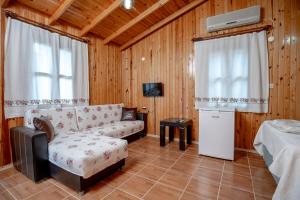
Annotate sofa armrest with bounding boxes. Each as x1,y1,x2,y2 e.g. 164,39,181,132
10,126,49,181
137,112,147,135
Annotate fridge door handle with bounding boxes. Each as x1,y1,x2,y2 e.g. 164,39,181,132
211,115,220,119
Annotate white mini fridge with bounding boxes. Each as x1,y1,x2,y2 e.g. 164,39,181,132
198,108,235,160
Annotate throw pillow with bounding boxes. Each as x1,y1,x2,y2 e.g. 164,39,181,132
33,116,55,142
121,107,137,121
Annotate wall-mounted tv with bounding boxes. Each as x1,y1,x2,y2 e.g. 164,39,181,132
143,82,163,97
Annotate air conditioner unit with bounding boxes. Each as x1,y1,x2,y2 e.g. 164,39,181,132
207,6,261,32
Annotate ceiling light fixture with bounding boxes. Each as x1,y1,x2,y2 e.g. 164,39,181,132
122,0,134,10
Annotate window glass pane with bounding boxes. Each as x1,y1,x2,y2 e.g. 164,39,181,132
59,49,72,76
208,52,223,97
36,76,51,99
208,52,222,80
60,78,73,99
232,50,248,78
33,43,53,74
232,80,248,98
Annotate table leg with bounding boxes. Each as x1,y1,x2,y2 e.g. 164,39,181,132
160,125,166,146
179,128,186,151
187,125,192,144
169,127,174,142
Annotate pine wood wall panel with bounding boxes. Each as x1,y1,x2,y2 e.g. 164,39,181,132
0,3,122,166
121,0,300,149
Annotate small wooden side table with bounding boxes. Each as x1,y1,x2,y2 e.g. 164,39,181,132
160,118,192,151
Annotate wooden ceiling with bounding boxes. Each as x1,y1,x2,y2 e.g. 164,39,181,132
3,0,207,46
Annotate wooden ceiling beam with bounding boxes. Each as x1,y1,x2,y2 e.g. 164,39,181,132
1,0,10,8
80,0,121,37
121,0,208,50
103,0,170,44
49,0,76,25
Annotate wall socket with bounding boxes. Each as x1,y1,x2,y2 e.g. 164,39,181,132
269,83,274,89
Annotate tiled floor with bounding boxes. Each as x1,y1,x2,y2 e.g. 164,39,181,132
0,136,276,200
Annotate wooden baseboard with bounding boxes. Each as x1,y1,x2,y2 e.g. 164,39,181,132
0,163,13,171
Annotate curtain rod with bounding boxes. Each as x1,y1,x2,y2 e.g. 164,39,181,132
192,25,272,42
3,10,89,44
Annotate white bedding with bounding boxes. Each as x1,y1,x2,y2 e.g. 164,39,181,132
254,120,300,200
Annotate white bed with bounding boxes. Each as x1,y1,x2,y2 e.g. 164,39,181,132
254,120,300,200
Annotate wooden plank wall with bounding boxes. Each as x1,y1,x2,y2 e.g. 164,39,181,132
0,3,122,166
121,0,300,149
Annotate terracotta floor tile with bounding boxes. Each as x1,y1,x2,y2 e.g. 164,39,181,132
0,173,30,189
199,158,224,171
119,176,154,198
137,165,166,181
102,171,132,187
250,167,275,183
0,168,19,180
0,191,15,200
184,147,199,156
186,178,219,199
233,156,249,166
171,162,198,175
64,196,78,200
253,179,276,198
248,159,266,168
7,179,52,199
221,173,253,192
121,160,146,174
103,189,139,200
224,162,251,177
0,183,6,193
79,182,114,199
157,151,182,161
193,167,222,184
255,194,273,200
159,169,191,190
26,185,69,200
179,155,202,165
133,153,157,164
219,185,254,200
0,136,276,199
151,157,175,169
143,183,182,200
180,191,213,200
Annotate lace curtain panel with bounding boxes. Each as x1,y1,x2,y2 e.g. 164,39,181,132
4,18,89,118
194,30,269,113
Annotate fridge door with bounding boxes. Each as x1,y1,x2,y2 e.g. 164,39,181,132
198,109,235,160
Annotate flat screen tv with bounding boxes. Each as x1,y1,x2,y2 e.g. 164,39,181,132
143,82,163,97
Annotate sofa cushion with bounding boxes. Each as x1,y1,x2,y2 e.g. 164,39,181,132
48,133,128,178
33,117,55,142
24,107,78,135
121,107,137,121
87,120,144,138
75,104,124,130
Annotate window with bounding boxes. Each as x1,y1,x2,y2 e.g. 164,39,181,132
208,50,248,107
4,17,89,118
194,30,269,113
33,43,73,101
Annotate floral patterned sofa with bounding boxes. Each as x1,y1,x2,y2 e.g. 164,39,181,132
13,103,146,193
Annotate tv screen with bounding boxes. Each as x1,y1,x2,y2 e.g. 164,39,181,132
143,83,163,97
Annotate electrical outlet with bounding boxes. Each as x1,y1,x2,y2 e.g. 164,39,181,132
269,83,274,89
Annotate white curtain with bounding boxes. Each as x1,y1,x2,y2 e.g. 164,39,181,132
194,30,269,113
4,18,89,118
